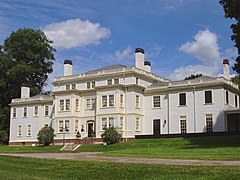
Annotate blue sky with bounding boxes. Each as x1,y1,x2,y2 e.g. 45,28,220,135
0,0,237,89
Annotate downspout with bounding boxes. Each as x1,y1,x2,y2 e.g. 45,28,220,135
193,86,196,133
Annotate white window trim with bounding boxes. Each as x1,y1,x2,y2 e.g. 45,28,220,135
135,95,140,109
179,115,187,134
205,113,213,133
23,107,28,118
58,120,70,133
135,117,140,131
101,95,115,108
12,108,17,118
27,125,32,136
204,90,213,105
178,93,187,106
152,96,161,108
101,117,115,131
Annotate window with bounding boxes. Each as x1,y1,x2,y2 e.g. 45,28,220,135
136,78,139,85
226,91,229,104
107,79,112,85
179,93,186,106
206,114,213,132
114,78,119,84
235,95,238,107
153,96,161,108
65,99,70,111
205,90,212,104
120,94,124,107
75,120,79,133
87,82,91,89
86,98,91,109
102,96,107,108
102,118,107,130
72,84,76,89
180,116,187,134
120,117,124,130
27,125,31,136
66,84,70,90
92,81,95,88
13,108,16,118
109,95,114,107
58,120,69,133
136,95,140,108
23,107,27,117
60,100,64,111
109,117,114,127
81,124,85,132
75,99,79,111
44,106,49,116
18,125,22,136
34,106,38,116
135,117,140,131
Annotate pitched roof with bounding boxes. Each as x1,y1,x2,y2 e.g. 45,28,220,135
85,64,126,74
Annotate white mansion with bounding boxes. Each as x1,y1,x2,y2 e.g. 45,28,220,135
9,48,240,145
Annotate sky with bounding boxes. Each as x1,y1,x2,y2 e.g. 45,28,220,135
0,0,238,90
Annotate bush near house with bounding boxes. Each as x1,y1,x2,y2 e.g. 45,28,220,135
0,130,8,144
101,127,121,144
37,127,55,146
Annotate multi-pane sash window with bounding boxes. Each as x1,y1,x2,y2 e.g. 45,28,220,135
13,108,16,118
120,95,124,107
86,98,91,109
18,125,22,136
92,81,95,88
179,93,186,106
45,106,49,116
87,82,91,89
72,84,76,89
180,116,187,134
109,95,114,107
87,82,95,89
34,106,38,116
65,99,70,110
102,96,107,107
226,91,229,104
136,78,139,85
135,117,140,131
59,120,64,132
102,118,107,130
66,84,70,90
58,120,70,133
23,107,27,117
27,125,31,136
136,95,140,108
120,117,124,130
114,78,119,84
75,120,79,133
206,114,213,132
75,99,79,111
60,100,64,111
109,117,114,127
65,120,69,132
153,96,161,108
205,90,212,104
107,79,112,85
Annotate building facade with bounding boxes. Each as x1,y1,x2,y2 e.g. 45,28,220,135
9,48,240,145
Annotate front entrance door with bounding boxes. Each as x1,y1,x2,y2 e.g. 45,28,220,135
88,123,94,137
153,119,161,136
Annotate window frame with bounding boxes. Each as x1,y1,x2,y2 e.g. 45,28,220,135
23,107,27,117
135,117,140,131
179,93,187,106
153,96,161,108
120,94,124,107
204,90,213,104
12,108,16,118
225,90,229,104
66,84,70,90
107,79,112,85
65,99,70,111
235,95,238,107
135,95,140,108
18,125,22,136
27,124,32,136
179,115,187,134
205,114,213,133
44,105,49,116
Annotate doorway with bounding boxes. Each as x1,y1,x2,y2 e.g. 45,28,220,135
153,119,161,136
87,123,94,137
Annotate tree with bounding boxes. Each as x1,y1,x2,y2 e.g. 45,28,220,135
185,74,202,80
219,0,240,73
37,127,55,146
231,75,240,89
0,28,55,138
101,127,121,144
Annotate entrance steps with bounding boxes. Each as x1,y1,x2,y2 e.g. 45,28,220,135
60,143,81,151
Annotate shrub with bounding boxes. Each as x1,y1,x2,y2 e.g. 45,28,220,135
0,130,8,144
37,127,55,146
101,127,121,144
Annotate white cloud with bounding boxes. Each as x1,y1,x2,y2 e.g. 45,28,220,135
114,46,132,61
42,19,111,49
145,44,162,59
179,29,221,66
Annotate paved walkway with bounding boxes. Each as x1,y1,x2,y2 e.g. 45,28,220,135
1,152,240,166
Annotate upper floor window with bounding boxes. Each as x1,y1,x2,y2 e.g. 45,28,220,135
60,100,64,111
65,99,70,111
85,98,95,109
235,95,238,107
72,84,76,89
87,81,95,89
101,95,114,108
75,99,79,111
205,90,212,104
66,84,70,90
12,108,16,118
153,96,161,108
135,95,140,108
114,78,119,84
44,106,49,116
226,91,229,104
23,107,27,117
87,82,91,89
59,99,70,111
136,78,139,85
120,94,124,107
179,93,186,106
34,106,38,116
107,79,112,85
92,81,95,88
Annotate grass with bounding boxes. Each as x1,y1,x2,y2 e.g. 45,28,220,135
0,155,240,179
76,135,240,160
1,135,240,161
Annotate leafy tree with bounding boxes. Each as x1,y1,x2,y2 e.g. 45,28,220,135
0,28,55,136
101,127,121,144
37,127,55,146
185,74,202,80
231,75,240,89
219,0,240,73
0,130,8,144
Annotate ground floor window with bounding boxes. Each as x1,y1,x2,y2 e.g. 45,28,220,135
206,114,213,132
180,116,187,134
101,117,115,130
27,125,31,136
119,117,124,131
135,117,140,131
58,120,70,133
18,125,22,136
75,120,79,133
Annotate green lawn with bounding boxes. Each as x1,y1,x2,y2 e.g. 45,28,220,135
76,135,240,160
0,155,239,179
1,135,240,161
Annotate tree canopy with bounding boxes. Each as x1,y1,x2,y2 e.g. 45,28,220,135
0,28,55,138
220,0,240,74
